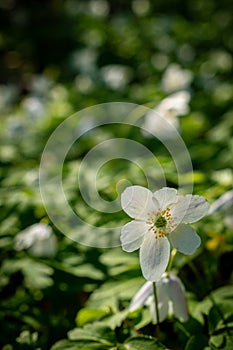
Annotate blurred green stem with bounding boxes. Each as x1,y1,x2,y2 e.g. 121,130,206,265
152,281,160,337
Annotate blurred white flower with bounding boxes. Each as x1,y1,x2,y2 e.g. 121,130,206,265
208,190,233,230
74,75,94,93
71,48,97,74
143,91,190,138
22,97,45,119
162,63,193,93
89,0,109,17
14,223,57,258
121,186,209,281
31,75,53,97
132,0,150,16
130,273,188,323
100,64,132,90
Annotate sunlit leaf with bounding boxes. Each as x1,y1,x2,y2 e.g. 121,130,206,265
123,336,166,349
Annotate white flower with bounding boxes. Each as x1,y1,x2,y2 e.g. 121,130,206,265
22,97,45,119
162,63,193,93
129,273,188,323
121,186,209,281
156,91,190,119
100,64,132,90
143,91,190,138
14,223,57,258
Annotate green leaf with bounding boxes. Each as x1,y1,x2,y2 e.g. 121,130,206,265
87,277,144,310
51,340,78,350
132,308,152,330
190,287,233,326
209,334,225,349
208,305,222,334
184,334,209,350
208,301,233,333
100,248,138,267
1,258,54,289
50,339,111,350
47,261,105,281
76,308,110,327
212,286,233,301
99,248,140,276
71,264,105,280
68,324,116,345
122,336,166,350
209,334,233,350
98,310,129,329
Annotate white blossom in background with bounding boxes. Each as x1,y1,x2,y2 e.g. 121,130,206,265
208,190,233,230
162,63,193,93
71,48,97,74
132,0,150,16
121,186,209,281
100,64,132,90
143,91,190,138
129,273,188,323
14,223,57,258
89,0,109,18
22,97,45,119
31,75,53,98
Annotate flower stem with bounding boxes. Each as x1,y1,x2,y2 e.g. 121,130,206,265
167,248,177,272
152,281,160,337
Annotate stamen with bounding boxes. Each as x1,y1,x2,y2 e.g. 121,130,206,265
154,215,167,228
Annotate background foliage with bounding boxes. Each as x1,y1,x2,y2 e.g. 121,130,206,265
0,0,233,349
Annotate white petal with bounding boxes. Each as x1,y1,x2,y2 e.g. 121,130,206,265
139,231,170,281
121,186,157,220
29,235,57,258
169,224,201,255
147,279,170,323
182,195,209,223
148,294,168,324
120,220,148,252
14,223,52,250
153,187,177,210
129,281,153,311
170,195,209,225
167,274,188,322
208,190,233,215
157,279,170,322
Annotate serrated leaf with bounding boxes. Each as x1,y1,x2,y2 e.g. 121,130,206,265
123,336,166,350
87,277,144,310
50,339,81,350
2,258,54,289
212,286,233,301
72,264,105,280
50,339,110,350
68,324,116,345
100,248,139,267
98,310,129,330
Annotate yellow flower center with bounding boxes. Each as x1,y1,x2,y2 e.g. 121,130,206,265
154,215,167,228
147,207,175,238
